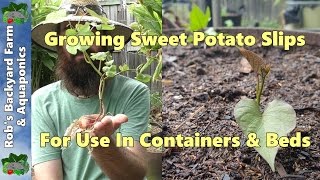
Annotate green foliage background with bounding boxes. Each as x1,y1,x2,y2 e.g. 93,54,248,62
31,0,61,92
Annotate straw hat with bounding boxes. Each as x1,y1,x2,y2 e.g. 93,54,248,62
32,0,133,52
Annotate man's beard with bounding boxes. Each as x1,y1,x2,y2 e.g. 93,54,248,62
55,47,100,97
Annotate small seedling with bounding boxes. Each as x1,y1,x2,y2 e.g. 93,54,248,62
234,47,296,172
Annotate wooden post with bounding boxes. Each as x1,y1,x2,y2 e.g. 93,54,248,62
212,0,221,27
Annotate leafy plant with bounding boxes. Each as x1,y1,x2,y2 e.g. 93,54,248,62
188,4,211,32
185,4,216,42
129,0,162,82
33,1,162,151
61,4,163,151
61,18,132,143
234,48,296,171
32,0,62,92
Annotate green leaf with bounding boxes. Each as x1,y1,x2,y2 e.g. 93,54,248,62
66,44,79,55
141,0,162,18
86,8,109,24
42,58,55,70
78,44,91,52
102,66,110,72
105,65,117,77
224,19,234,27
96,24,115,31
139,57,155,73
189,4,211,31
105,52,113,61
119,64,129,72
135,73,151,83
130,22,140,31
234,98,296,171
65,24,94,54
65,29,77,36
90,52,107,61
47,51,58,59
129,4,162,35
105,60,114,66
45,9,67,21
76,22,91,33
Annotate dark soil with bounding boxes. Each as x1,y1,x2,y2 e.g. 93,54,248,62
162,43,320,179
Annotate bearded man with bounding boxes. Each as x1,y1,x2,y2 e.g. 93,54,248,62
31,0,149,179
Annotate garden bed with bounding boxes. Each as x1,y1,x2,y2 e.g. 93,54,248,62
162,28,320,179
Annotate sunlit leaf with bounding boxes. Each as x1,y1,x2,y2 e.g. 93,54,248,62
234,98,296,171
86,8,109,24
76,22,91,33
65,28,77,36
129,4,162,35
105,65,117,77
66,44,78,55
105,60,114,66
96,24,115,31
90,52,107,61
189,4,211,31
45,9,66,21
130,22,140,31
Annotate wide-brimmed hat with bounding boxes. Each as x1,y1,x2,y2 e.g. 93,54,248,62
32,0,133,52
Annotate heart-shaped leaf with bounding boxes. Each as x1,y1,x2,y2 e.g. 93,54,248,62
234,98,296,171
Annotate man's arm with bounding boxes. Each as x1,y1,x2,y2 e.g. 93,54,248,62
34,159,63,180
88,114,147,179
92,140,147,180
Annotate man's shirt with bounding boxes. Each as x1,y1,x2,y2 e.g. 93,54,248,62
32,75,150,180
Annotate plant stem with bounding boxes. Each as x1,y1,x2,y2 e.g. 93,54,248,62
256,75,266,105
83,51,102,76
256,75,260,104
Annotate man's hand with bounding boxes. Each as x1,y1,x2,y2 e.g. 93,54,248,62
79,114,147,179
79,114,128,137
92,114,128,137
